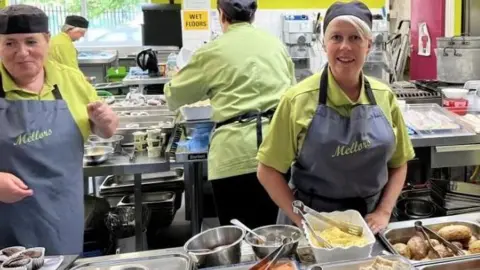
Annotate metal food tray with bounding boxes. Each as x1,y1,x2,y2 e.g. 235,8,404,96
118,191,175,207
307,255,415,270
416,256,480,269
402,104,473,136
118,115,175,128
70,253,192,270
99,169,184,195
206,259,300,270
379,220,480,266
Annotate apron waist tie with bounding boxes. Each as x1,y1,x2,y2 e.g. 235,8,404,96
216,108,276,148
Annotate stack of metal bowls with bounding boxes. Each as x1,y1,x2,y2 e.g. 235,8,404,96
184,226,245,268
245,224,302,259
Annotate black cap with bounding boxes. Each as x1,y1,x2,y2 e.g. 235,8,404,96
0,4,49,34
217,0,257,22
323,1,373,33
65,15,89,28
0,10,7,34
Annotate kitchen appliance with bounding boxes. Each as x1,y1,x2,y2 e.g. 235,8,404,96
136,49,160,77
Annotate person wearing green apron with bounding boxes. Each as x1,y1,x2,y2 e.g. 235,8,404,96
165,0,296,228
49,15,89,70
0,5,118,255
256,1,415,234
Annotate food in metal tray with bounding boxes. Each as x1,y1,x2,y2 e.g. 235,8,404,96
255,261,296,270
310,226,368,248
404,110,460,131
359,256,411,270
392,224,476,261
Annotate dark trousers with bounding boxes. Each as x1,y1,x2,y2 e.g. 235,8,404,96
211,173,278,229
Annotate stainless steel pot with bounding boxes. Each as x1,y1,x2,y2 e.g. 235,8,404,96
435,47,480,83
437,36,480,49
184,226,245,268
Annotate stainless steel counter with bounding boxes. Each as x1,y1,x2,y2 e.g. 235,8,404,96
411,134,480,148
67,212,480,269
83,152,173,252
83,152,170,177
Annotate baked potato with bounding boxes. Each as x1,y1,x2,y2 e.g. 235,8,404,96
427,244,453,259
425,239,440,248
407,236,428,260
451,241,463,250
468,240,480,254
437,225,472,241
393,243,411,259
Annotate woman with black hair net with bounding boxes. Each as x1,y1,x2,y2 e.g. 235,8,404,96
165,0,296,228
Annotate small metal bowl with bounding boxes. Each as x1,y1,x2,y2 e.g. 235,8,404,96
245,224,302,259
88,134,124,151
184,226,245,268
84,146,114,165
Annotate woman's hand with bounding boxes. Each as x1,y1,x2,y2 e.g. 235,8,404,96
87,101,119,138
0,173,33,203
365,209,391,234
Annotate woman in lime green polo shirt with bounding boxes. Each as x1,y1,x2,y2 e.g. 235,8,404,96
0,5,118,255
49,15,89,70
165,0,296,228
257,1,415,233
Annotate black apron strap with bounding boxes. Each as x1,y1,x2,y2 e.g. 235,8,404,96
318,65,329,105
0,77,62,100
0,75,4,99
318,65,378,106
52,85,63,100
216,109,276,149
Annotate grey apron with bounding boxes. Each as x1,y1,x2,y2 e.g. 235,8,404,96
277,65,395,224
0,78,85,255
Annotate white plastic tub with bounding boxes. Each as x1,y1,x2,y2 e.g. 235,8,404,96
302,210,376,264
180,103,212,121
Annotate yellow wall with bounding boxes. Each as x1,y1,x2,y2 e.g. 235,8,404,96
454,0,462,35
0,0,7,8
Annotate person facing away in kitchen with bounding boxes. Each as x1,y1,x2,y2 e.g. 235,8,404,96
0,5,118,255
49,15,89,70
256,1,415,233
164,0,296,228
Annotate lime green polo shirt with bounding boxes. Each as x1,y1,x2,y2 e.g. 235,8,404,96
164,23,296,180
0,60,99,141
49,32,79,69
257,69,415,174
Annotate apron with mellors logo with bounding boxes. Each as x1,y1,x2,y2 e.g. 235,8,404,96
0,78,85,255
277,65,396,224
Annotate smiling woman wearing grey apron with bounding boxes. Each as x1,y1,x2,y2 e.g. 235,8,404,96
0,5,118,255
256,1,415,234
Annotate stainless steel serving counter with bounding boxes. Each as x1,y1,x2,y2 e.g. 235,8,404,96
68,212,480,269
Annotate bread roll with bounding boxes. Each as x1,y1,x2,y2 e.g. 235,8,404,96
425,239,440,248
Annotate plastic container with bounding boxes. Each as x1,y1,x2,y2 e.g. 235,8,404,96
147,129,162,140
166,53,178,77
132,131,147,143
442,88,469,99
302,210,376,264
147,139,161,148
180,105,212,121
107,67,127,82
147,146,161,158
134,142,147,152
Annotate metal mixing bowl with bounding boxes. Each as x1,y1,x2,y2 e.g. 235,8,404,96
83,146,114,165
245,224,302,259
184,226,245,268
88,135,124,151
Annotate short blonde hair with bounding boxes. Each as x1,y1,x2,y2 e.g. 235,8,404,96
324,15,373,42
